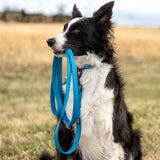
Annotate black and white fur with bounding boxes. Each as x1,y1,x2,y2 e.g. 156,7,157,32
43,1,142,160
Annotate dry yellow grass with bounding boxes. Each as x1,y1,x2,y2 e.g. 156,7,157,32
0,22,160,159
114,27,160,57
0,23,160,70
0,22,63,71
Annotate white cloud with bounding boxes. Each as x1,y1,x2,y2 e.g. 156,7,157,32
114,0,160,15
0,0,160,26
0,0,160,16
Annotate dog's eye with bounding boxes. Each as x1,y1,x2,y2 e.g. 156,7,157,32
71,29,80,34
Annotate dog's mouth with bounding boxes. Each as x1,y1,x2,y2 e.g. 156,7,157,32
53,48,77,57
53,49,66,57
54,49,65,55
52,45,82,57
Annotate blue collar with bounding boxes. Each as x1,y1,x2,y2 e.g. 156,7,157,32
77,64,96,71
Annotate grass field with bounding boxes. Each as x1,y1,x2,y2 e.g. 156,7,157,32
0,22,160,160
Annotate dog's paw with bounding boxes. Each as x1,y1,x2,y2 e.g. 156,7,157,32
39,150,55,160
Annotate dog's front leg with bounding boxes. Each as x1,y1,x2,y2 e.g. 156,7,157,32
55,117,74,160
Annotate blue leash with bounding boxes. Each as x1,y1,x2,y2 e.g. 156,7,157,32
50,49,81,154
50,48,96,154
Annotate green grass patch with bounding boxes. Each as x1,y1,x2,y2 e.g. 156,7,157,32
0,57,160,159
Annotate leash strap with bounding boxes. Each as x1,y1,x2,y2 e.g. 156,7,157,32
50,57,63,116
50,49,81,154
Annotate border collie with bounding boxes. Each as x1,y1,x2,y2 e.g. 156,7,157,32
43,1,142,160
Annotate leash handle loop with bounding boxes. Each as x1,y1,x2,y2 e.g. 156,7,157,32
63,49,80,125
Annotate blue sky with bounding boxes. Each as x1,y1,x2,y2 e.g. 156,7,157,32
0,0,160,27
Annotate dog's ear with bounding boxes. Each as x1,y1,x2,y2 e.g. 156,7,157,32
72,4,82,18
93,1,114,25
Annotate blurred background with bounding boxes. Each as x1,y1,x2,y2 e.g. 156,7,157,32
0,0,160,159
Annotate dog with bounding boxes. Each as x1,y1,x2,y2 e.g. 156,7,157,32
43,1,142,160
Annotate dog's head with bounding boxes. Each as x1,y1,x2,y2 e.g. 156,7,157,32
47,1,114,61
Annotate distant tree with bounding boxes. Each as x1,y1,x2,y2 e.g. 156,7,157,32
52,4,72,22
57,4,66,15
21,10,26,18
20,10,26,22
1,10,7,22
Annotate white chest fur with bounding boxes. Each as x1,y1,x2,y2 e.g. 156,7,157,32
63,54,125,160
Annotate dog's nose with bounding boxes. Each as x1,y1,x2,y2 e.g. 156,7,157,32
47,38,56,47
